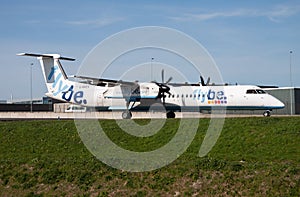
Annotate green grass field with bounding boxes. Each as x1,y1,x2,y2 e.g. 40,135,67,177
0,117,299,196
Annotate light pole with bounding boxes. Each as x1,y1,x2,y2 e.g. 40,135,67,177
289,51,293,115
290,50,293,87
151,57,154,81
30,63,33,113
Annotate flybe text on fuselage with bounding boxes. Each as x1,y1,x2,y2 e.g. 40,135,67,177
192,89,227,104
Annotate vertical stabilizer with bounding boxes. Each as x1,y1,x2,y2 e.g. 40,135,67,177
17,53,75,99
38,56,69,95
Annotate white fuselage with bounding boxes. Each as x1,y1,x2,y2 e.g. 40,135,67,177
47,78,284,111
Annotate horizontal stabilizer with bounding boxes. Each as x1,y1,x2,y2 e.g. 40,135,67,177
17,53,75,61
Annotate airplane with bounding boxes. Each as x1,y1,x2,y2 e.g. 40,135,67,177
17,53,285,118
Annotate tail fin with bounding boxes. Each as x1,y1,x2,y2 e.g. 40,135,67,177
17,53,75,97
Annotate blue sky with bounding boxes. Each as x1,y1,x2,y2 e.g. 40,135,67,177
0,0,299,100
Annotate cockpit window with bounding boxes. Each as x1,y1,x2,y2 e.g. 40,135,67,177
246,89,257,94
256,89,266,94
246,89,267,94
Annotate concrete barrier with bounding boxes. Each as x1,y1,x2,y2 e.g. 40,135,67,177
0,111,169,120
0,111,295,120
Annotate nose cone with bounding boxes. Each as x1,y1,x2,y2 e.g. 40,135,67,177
278,100,285,109
273,97,285,109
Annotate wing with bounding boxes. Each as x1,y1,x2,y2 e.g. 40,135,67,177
74,75,137,86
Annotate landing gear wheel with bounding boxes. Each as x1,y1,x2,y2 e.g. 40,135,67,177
166,111,176,119
122,111,132,119
263,110,271,117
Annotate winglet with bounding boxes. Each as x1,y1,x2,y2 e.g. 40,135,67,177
17,53,75,61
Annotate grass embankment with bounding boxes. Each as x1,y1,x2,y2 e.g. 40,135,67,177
0,117,299,196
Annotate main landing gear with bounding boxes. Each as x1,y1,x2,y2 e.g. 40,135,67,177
166,111,176,118
122,110,132,119
263,110,271,117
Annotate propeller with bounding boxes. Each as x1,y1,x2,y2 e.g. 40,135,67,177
155,69,172,105
200,76,210,86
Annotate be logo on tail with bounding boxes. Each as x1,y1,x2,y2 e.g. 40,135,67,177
48,65,87,105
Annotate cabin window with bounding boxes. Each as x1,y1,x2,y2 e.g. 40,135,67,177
246,89,257,94
256,89,266,94
186,94,188,98
177,94,180,98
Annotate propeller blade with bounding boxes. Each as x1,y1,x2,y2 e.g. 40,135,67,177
155,69,173,106
200,76,205,86
200,76,211,86
206,77,210,86
165,77,173,84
